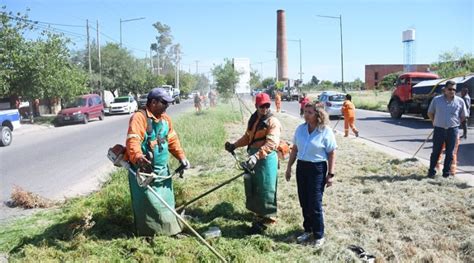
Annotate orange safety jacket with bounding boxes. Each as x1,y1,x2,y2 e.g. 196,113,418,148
234,113,281,160
275,93,282,103
342,100,356,118
125,108,185,164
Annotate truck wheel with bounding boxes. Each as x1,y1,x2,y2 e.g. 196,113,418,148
0,126,12,146
389,100,403,119
176,97,180,104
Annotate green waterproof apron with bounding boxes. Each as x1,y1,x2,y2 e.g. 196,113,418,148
128,118,181,236
244,148,278,217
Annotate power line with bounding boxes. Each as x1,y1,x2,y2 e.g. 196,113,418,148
1,12,85,28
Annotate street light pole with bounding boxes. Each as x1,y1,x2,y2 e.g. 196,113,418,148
120,17,145,47
288,39,303,84
317,14,345,92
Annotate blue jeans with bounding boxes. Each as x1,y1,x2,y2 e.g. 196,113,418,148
429,127,458,176
296,160,327,239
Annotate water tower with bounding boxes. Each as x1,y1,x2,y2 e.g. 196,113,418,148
402,29,416,72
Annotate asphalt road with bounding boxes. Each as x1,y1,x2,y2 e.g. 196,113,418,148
0,99,194,206
280,100,474,174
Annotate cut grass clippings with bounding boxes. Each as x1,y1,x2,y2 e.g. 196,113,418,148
0,101,473,262
9,186,53,209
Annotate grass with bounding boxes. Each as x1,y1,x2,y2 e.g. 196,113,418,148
21,115,56,126
351,90,391,112
0,101,473,262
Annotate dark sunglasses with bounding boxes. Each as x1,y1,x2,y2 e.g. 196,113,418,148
258,104,270,109
158,99,169,106
447,88,456,91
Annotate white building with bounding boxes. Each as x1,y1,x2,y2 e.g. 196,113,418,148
233,58,251,94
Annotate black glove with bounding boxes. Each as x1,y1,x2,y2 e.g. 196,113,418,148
225,142,236,153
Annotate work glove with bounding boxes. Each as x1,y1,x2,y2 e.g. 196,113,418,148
225,142,236,153
180,159,191,169
246,154,258,170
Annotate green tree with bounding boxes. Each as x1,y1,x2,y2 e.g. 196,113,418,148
1,8,88,115
261,77,275,89
212,58,240,100
151,22,173,74
250,69,261,88
431,48,474,78
311,75,320,85
379,72,400,90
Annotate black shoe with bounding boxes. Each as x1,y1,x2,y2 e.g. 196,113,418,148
442,173,450,178
427,171,436,178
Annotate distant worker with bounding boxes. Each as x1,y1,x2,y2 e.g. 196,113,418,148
427,80,468,178
299,93,310,118
125,87,190,236
341,94,359,137
209,90,217,107
225,93,281,234
194,92,202,113
275,90,282,113
460,87,471,139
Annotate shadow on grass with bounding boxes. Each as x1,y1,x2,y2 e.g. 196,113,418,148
184,202,254,224
354,174,472,189
354,173,426,184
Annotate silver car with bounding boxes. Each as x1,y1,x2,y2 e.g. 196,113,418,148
318,91,345,117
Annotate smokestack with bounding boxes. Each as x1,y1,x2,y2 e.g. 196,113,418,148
277,9,288,81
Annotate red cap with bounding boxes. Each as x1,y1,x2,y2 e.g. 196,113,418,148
255,93,271,107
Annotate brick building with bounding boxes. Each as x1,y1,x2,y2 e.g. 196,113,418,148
365,64,431,89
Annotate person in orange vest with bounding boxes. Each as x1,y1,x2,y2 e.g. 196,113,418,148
225,92,281,234
275,91,282,113
125,87,190,236
341,94,359,137
194,92,202,113
436,139,459,176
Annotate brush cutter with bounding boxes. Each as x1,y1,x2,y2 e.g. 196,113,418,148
176,150,254,213
333,115,342,132
412,129,434,159
107,144,227,262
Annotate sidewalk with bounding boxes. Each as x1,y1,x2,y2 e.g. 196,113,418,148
335,130,474,187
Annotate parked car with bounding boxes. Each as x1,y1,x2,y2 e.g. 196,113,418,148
138,94,148,109
108,96,138,114
0,109,21,146
317,91,345,117
55,94,104,126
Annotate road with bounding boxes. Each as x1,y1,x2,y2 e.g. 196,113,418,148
0,100,193,210
280,100,474,175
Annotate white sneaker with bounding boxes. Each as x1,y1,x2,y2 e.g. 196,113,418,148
296,232,312,244
313,237,325,248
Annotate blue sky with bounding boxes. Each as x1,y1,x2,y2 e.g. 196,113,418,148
4,0,474,82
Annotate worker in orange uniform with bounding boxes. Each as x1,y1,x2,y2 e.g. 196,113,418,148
436,138,460,175
125,87,190,236
275,90,282,113
341,94,359,137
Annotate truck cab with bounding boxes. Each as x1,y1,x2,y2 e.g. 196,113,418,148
388,72,439,119
0,109,21,146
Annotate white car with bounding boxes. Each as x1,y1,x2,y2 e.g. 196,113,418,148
109,96,138,114
318,91,345,117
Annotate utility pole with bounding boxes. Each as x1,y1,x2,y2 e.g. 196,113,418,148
176,49,180,90
339,15,345,92
316,14,345,92
86,19,92,76
149,48,154,73
97,20,102,93
195,60,200,74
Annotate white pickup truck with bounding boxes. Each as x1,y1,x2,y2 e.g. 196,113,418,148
0,109,21,146
161,85,181,104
